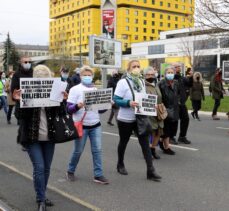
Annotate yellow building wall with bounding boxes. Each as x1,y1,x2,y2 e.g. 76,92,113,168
49,0,195,55
165,56,192,68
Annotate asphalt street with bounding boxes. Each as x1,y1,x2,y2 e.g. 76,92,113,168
0,110,229,211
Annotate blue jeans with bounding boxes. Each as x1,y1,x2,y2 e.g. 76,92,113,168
0,96,8,115
68,126,103,177
27,141,55,202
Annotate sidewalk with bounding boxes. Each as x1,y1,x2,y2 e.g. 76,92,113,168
188,110,227,118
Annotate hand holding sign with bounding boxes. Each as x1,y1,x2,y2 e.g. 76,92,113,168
129,101,139,108
13,89,21,100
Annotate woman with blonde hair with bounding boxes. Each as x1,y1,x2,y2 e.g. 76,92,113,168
12,65,67,211
113,60,161,181
190,72,205,121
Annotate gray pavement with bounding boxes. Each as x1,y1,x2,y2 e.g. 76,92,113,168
0,111,229,211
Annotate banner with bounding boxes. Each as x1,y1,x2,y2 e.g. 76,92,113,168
223,61,229,80
89,35,122,68
102,9,115,39
134,93,157,116
83,88,112,111
20,78,60,108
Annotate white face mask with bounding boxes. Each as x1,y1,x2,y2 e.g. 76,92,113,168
22,63,31,70
155,72,158,78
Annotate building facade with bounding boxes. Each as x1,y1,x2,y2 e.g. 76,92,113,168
0,43,49,71
49,0,194,56
122,28,229,79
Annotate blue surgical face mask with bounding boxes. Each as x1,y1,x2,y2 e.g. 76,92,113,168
82,76,93,85
22,63,31,70
166,73,174,81
61,73,69,80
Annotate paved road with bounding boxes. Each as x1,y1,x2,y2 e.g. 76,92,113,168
0,111,228,211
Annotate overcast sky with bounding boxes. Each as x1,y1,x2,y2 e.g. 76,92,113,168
0,0,49,45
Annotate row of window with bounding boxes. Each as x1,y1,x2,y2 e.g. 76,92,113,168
148,38,229,55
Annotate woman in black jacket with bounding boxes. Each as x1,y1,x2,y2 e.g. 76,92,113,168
12,65,67,211
158,66,180,155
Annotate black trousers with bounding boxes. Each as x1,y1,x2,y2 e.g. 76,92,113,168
7,105,14,122
117,120,154,171
176,105,189,138
212,99,221,116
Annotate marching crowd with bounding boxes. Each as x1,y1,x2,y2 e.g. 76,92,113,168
0,56,228,211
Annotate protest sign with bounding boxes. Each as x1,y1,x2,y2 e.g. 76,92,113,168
50,80,67,102
223,61,229,80
134,93,157,116
20,78,60,108
83,88,112,111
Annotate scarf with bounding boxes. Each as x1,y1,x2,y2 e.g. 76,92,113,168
126,73,143,92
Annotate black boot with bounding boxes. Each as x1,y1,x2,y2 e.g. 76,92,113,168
117,164,128,175
38,202,46,211
151,148,160,159
158,141,165,151
147,169,162,181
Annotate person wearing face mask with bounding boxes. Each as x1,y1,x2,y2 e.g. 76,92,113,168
107,69,120,126
66,65,109,185
190,72,205,121
113,60,162,181
210,68,225,120
158,66,180,155
5,70,16,124
144,67,164,159
11,56,33,121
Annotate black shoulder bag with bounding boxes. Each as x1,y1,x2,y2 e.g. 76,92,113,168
125,79,152,136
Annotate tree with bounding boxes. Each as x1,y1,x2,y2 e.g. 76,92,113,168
196,0,229,31
2,33,20,72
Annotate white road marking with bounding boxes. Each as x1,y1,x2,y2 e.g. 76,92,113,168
216,127,229,130
0,161,101,211
102,131,199,151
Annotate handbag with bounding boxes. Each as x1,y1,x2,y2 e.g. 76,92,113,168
53,112,78,143
157,103,168,121
125,79,152,136
74,112,87,139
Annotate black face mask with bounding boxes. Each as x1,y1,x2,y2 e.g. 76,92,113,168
146,78,156,83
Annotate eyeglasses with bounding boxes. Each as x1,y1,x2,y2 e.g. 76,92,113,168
132,65,140,68
23,61,32,64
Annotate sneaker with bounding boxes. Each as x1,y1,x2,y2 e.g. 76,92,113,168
66,172,76,182
93,176,109,185
170,137,179,145
7,120,11,124
107,122,114,126
212,115,220,120
158,141,165,151
178,137,191,144
163,148,176,155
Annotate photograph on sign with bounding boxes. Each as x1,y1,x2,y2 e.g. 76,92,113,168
134,93,157,116
102,9,115,39
89,36,122,68
20,78,60,108
83,88,113,111
223,61,229,80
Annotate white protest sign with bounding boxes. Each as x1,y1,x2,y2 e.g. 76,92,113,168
135,93,157,116
20,78,60,108
50,80,67,102
83,88,113,111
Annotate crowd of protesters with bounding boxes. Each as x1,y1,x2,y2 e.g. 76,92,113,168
1,55,228,211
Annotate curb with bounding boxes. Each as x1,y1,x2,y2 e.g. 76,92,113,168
188,110,227,117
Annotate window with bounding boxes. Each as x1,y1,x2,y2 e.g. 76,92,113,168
135,19,138,24
126,26,129,31
126,18,129,23
220,38,229,48
152,0,155,4
134,35,138,40
152,29,155,33
143,12,147,17
134,11,138,16
126,9,129,15
148,45,165,54
168,15,171,20
168,3,171,7
143,20,147,25
143,28,147,33
134,27,138,32
160,14,163,19
194,39,218,50
160,22,163,27
152,21,155,26
152,13,155,18
160,1,163,6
